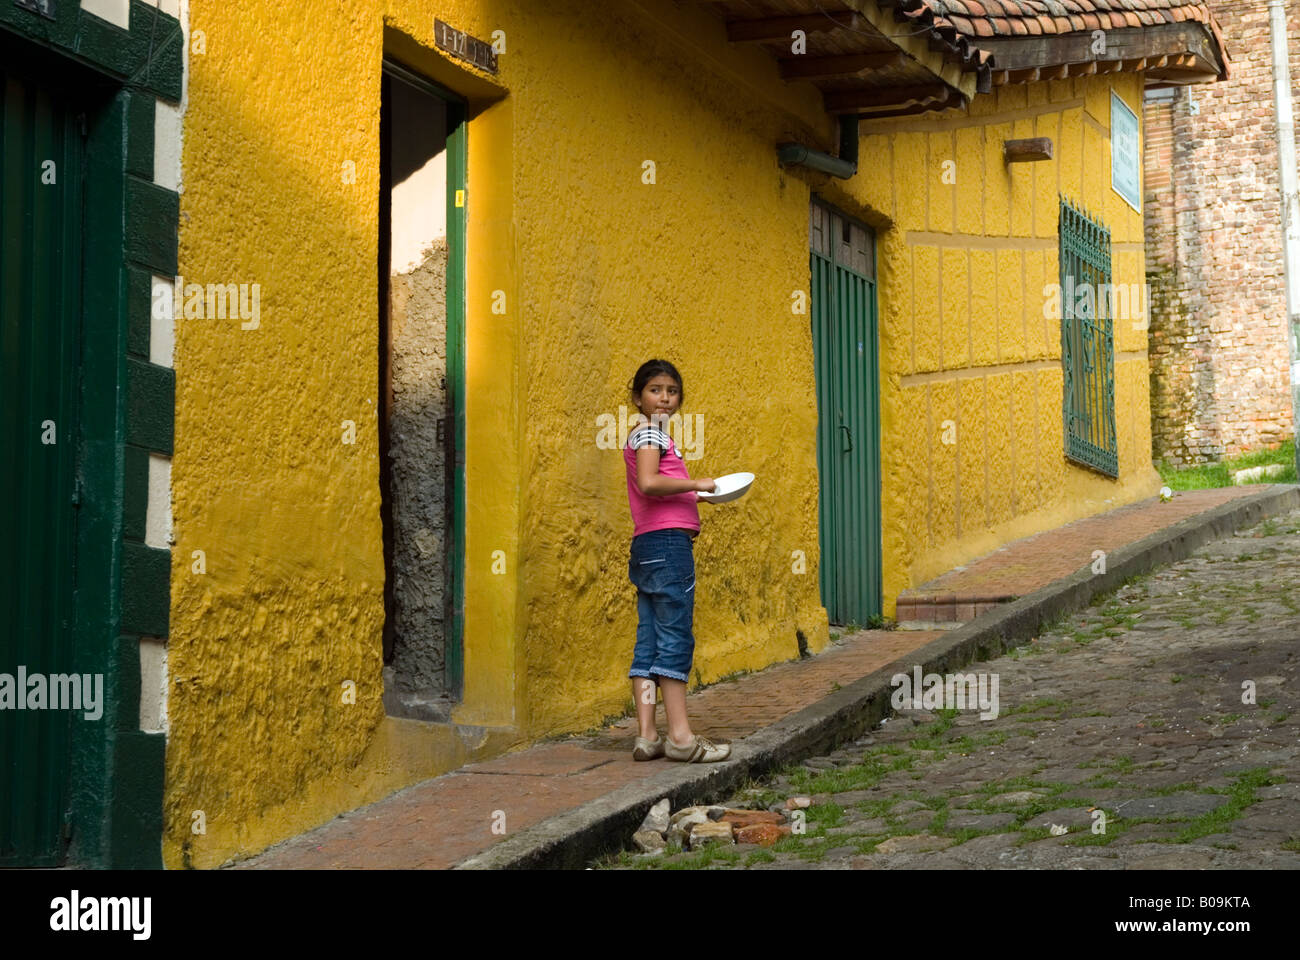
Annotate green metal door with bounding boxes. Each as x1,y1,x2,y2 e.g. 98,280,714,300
810,198,881,625
0,62,84,865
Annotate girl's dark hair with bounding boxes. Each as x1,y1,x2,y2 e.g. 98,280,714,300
628,358,685,407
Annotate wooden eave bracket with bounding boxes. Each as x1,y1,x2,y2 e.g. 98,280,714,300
722,0,981,111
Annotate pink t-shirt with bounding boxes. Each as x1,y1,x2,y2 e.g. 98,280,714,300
624,424,701,537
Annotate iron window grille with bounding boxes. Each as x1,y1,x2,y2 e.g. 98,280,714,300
1059,197,1119,478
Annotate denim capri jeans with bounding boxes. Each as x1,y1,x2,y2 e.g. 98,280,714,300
627,528,696,683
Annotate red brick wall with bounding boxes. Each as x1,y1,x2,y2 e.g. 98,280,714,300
1144,0,1300,463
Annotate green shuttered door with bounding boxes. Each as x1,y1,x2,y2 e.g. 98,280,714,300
810,199,881,625
0,64,83,865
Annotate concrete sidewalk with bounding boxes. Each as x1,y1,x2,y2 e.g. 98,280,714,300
232,485,1296,870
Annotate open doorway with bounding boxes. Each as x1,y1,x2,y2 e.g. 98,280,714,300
378,60,466,720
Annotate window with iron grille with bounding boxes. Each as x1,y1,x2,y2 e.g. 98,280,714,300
1059,198,1118,477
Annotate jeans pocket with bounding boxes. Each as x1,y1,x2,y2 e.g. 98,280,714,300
631,553,667,590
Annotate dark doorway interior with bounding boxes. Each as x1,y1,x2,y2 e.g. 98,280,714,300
379,63,459,720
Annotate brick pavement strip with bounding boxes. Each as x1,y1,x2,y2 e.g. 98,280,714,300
602,505,1300,870
906,487,1261,599
233,484,1298,870
234,631,942,869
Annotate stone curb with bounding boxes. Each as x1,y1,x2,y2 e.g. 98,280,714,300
453,485,1300,870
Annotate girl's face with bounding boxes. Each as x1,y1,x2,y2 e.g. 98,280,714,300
634,374,682,423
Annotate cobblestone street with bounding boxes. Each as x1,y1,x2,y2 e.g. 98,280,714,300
597,508,1300,870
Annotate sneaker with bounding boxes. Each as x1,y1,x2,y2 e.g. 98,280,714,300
664,734,731,763
632,735,664,761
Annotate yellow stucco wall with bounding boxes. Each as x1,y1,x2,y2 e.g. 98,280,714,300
168,0,839,868
817,72,1159,611
169,0,1158,867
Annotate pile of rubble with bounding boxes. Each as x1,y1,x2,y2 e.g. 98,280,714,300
632,796,814,854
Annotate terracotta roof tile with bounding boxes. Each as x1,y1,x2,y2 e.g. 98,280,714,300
871,1,1231,96
905,0,1223,44
892,1,1228,84
883,1,996,91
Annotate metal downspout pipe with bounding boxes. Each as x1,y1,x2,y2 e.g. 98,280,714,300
777,115,860,179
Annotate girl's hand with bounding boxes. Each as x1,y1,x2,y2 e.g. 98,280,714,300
695,478,717,493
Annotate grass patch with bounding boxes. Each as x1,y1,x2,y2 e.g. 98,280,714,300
1061,820,1129,847
1162,768,1280,844
1005,697,1068,716
807,803,846,828
1157,440,1297,490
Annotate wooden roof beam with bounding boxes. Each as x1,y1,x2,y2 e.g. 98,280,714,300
778,51,905,81
725,11,864,43
971,23,1224,78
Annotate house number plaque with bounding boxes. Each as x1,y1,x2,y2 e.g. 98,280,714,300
435,19,498,74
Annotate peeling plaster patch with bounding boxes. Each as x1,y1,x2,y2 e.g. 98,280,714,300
146,454,172,549
139,638,168,734
455,724,490,750
81,0,130,30
413,527,440,558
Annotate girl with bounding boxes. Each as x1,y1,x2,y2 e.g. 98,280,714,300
623,359,731,763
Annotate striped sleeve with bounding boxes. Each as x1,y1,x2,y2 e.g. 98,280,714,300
629,425,671,451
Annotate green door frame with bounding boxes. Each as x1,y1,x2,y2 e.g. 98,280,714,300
380,59,467,699
1,49,85,866
809,195,882,626
1,3,183,868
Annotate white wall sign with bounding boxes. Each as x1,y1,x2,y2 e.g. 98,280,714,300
1111,92,1141,211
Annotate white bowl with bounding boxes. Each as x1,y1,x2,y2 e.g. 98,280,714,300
697,472,755,504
